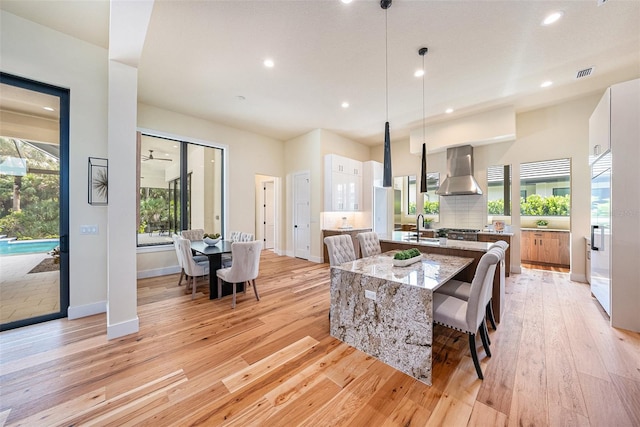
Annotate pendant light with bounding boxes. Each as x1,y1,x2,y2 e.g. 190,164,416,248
419,47,428,193
381,0,392,187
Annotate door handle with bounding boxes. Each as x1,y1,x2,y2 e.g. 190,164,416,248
591,225,599,250
60,235,69,253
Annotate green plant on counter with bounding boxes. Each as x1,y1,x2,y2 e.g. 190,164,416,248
393,248,421,260
436,228,449,238
536,219,548,226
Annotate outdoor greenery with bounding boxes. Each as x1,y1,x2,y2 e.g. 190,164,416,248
423,200,439,214
0,138,60,239
520,194,570,216
139,188,174,233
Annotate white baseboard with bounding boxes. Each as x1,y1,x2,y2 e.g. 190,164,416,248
137,265,180,279
511,266,522,274
107,316,139,340
570,273,587,283
68,301,107,319
308,255,323,264
285,250,294,257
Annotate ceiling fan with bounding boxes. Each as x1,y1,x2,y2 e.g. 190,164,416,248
141,149,172,162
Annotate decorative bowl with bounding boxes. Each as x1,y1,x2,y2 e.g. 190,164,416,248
392,255,422,267
203,237,221,246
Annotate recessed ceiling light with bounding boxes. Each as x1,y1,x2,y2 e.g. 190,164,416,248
236,95,246,101
43,106,54,111
445,108,454,114
341,0,352,4
542,11,564,26
540,80,553,88
264,59,274,68
414,69,424,78
341,101,349,108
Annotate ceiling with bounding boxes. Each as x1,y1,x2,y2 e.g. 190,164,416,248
2,0,639,147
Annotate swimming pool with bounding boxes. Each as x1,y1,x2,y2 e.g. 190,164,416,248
0,238,59,256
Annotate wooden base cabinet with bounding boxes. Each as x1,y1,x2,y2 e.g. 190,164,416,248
521,230,570,267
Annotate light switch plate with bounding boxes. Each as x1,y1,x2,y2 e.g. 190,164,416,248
365,290,376,300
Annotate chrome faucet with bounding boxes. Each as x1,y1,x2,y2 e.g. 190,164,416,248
416,214,424,242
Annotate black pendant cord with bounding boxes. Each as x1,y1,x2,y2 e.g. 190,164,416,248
382,1,393,188
419,47,428,193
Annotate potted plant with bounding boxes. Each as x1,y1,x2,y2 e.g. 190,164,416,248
536,219,549,228
423,218,433,229
436,228,448,245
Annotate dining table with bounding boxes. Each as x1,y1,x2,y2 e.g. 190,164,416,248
329,250,474,385
190,240,241,299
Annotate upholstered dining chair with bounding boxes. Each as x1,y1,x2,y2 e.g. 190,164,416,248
216,240,262,308
432,249,501,379
177,237,210,299
355,231,381,258
436,243,507,332
239,232,254,242
172,234,186,286
181,229,204,241
323,234,357,266
228,231,242,242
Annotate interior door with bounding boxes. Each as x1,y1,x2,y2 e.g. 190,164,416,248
263,181,275,249
0,73,70,331
293,172,310,259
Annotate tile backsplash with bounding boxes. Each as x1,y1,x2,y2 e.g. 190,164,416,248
438,194,486,230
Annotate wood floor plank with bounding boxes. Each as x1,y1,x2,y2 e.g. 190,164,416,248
221,335,319,393
579,371,635,426
3,251,640,426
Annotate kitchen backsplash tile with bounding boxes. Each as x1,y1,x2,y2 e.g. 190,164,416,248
439,194,486,230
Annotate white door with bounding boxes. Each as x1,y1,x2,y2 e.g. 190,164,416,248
374,186,388,235
293,172,310,259
263,181,275,249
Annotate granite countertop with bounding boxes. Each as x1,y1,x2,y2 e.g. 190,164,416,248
333,251,474,290
379,231,492,253
521,228,570,232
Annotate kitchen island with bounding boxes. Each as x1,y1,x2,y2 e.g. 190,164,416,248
330,251,473,385
379,231,507,322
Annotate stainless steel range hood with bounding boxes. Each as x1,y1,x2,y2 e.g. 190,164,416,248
436,145,483,196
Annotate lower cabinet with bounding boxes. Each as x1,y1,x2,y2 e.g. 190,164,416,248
521,230,570,267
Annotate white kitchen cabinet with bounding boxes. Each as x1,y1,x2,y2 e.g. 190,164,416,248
588,87,610,165
325,154,363,211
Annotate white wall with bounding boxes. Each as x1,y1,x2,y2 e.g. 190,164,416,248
1,11,110,317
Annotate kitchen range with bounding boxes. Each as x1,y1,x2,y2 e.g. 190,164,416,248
445,228,480,241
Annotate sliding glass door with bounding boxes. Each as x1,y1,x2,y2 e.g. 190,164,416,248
0,73,69,331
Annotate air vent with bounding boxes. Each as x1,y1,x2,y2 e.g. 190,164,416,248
576,67,594,79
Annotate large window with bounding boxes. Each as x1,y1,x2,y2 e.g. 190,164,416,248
137,133,224,247
520,158,571,217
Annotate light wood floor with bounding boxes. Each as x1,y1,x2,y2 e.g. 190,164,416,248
1,251,639,426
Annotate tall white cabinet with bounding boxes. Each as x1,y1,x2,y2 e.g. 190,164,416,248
324,154,362,211
589,78,640,332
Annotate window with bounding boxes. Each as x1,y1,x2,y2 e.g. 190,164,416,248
137,133,224,247
408,175,417,215
422,172,440,223
520,158,571,217
487,164,511,217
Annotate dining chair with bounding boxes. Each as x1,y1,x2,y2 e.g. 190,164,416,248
228,231,242,242
172,234,186,286
239,232,254,242
432,249,501,379
435,243,507,332
323,235,357,266
180,229,208,263
181,229,204,241
355,231,381,258
216,240,262,308
177,237,210,299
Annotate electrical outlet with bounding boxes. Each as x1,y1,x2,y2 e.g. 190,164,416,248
365,290,376,300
